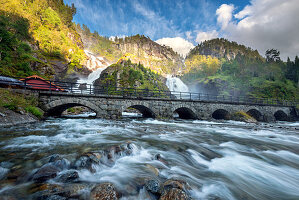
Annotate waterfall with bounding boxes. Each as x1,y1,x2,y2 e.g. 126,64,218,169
166,75,189,92
77,67,107,85
77,50,110,85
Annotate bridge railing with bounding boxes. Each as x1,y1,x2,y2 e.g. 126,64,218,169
0,77,297,107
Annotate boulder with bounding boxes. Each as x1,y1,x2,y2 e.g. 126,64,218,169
145,179,161,194
73,152,101,172
90,183,118,200
159,188,192,200
32,164,60,183
56,171,79,183
159,180,192,200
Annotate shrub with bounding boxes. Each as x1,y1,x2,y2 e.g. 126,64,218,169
25,106,43,118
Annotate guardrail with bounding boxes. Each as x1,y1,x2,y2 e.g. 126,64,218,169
0,77,297,107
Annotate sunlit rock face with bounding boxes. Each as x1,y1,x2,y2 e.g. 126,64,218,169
84,50,110,71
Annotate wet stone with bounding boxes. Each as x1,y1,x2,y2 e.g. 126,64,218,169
49,155,62,163
145,179,161,194
162,180,191,192
90,183,118,200
32,164,60,183
52,158,70,171
159,188,192,200
56,170,79,183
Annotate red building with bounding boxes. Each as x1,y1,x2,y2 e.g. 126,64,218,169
20,75,64,91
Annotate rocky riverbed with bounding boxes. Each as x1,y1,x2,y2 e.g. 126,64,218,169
0,115,298,199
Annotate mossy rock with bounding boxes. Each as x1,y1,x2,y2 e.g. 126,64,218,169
231,111,257,123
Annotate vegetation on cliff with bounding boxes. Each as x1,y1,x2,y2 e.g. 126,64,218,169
183,39,299,102
0,0,87,79
76,24,183,75
94,59,168,93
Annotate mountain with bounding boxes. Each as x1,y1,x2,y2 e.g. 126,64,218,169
76,25,184,75
182,38,299,101
0,0,89,80
187,38,262,61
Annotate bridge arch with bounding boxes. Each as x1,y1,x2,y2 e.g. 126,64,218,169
44,98,101,117
274,110,288,121
123,104,156,118
246,109,263,121
173,107,198,119
212,109,230,120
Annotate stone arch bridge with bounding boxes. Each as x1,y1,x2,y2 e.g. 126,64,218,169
38,91,297,122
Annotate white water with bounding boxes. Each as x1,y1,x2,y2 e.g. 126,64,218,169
0,118,298,199
166,74,189,92
77,50,110,85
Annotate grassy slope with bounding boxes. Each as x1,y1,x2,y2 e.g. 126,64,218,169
0,0,86,79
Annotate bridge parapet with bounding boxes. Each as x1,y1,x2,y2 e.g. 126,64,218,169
38,91,297,122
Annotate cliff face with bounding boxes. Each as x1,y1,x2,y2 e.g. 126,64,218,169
76,25,184,76
114,36,184,75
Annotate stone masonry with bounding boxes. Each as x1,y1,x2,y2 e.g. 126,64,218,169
38,91,296,122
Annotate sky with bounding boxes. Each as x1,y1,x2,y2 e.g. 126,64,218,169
65,0,299,59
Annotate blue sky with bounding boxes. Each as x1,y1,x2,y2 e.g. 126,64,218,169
65,0,248,40
65,0,299,59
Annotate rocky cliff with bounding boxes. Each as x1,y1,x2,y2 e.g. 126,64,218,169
93,59,169,93
76,25,184,76
187,38,262,61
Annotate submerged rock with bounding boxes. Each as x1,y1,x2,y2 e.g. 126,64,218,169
32,164,60,183
154,154,169,165
90,183,118,200
73,152,101,172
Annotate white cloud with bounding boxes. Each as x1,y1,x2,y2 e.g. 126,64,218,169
216,4,234,29
156,37,195,57
195,30,218,43
216,0,299,60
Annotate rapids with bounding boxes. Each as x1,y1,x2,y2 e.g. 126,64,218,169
0,116,298,199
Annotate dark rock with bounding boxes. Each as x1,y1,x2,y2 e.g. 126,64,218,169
49,155,62,163
56,171,79,183
90,183,118,200
145,179,160,194
32,164,60,183
73,152,101,172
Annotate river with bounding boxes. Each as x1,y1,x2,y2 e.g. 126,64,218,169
0,115,298,199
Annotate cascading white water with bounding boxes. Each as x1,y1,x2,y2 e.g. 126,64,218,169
77,50,110,86
77,67,107,85
166,74,189,92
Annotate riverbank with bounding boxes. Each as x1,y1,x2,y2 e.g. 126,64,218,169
0,107,39,127
0,88,43,127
